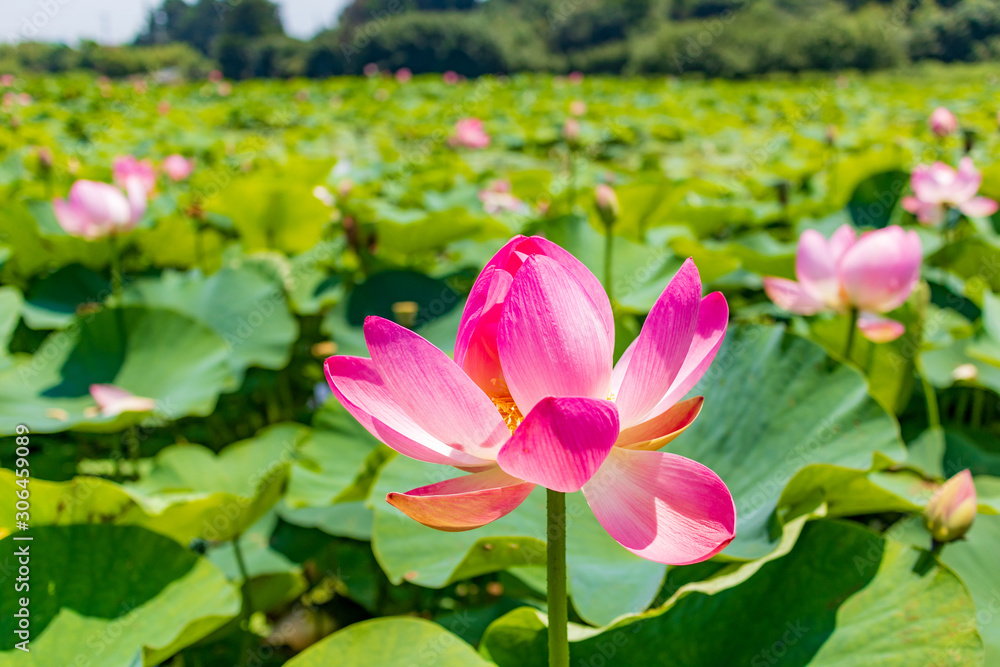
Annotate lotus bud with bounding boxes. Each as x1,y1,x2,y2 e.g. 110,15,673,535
929,107,958,137
924,469,977,544
594,184,619,227
562,118,580,144
36,147,53,171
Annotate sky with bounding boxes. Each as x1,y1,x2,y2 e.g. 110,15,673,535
1,0,352,45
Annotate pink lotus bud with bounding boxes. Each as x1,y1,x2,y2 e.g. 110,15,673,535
450,118,490,149
53,179,146,240
562,118,580,143
443,70,460,85
363,63,379,77
36,147,53,170
929,106,958,137
924,470,977,543
0,74,14,87
570,99,587,117
395,68,412,83
162,154,194,182
113,155,157,194
594,184,619,226
568,71,584,84
208,69,224,83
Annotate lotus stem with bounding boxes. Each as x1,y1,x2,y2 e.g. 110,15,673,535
233,535,255,667
547,488,569,667
922,374,941,431
604,222,614,304
844,308,859,361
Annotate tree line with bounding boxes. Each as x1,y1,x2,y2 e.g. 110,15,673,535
3,0,1000,78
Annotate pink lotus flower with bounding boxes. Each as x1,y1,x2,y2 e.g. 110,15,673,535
902,158,998,225
113,155,157,195
570,99,587,117
162,154,194,182
326,236,736,565
53,179,147,239
568,71,584,85
442,70,460,85
395,68,412,83
0,74,14,87
208,69,224,83
923,469,977,543
929,106,958,137
89,384,156,417
763,225,922,343
478,180,528,216
450,118,490,149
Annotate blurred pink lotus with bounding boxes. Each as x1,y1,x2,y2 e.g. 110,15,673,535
326,236,735,564
89,384,156,417
570,99,587,116
443,70,460,85
902,158,998,225
163,154,194,182
363,63,379,77
395,68,412,83
113,155,157,194
208,69,224,83
0,74,14,87
562,118,580,143
568,71,584,84
450,118,490,149
763,225,922,342
53,180,147,239
929,106,958,137
478,180,528,215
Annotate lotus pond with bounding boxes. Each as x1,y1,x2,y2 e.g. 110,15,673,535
1,64,1000,666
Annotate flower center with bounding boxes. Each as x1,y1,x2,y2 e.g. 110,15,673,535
491,395,524,434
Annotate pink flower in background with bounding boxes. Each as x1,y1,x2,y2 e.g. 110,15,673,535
902,158,998,225
0,74,14,87
52,179,147,239
562,118,580,142
395,68,412,83
325,236,735,565
89,384,156,417
568,71,584,84
157,100,171,115
443,70,460,85
763,225,922,342
208,69,224,83
162,154,194,182
450,118,490,149
113,155,157,194
929,106,958,137
478,180,528,215
570,99,587,116
363,63,379,77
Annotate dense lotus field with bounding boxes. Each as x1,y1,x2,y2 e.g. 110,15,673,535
1,63,1000,666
